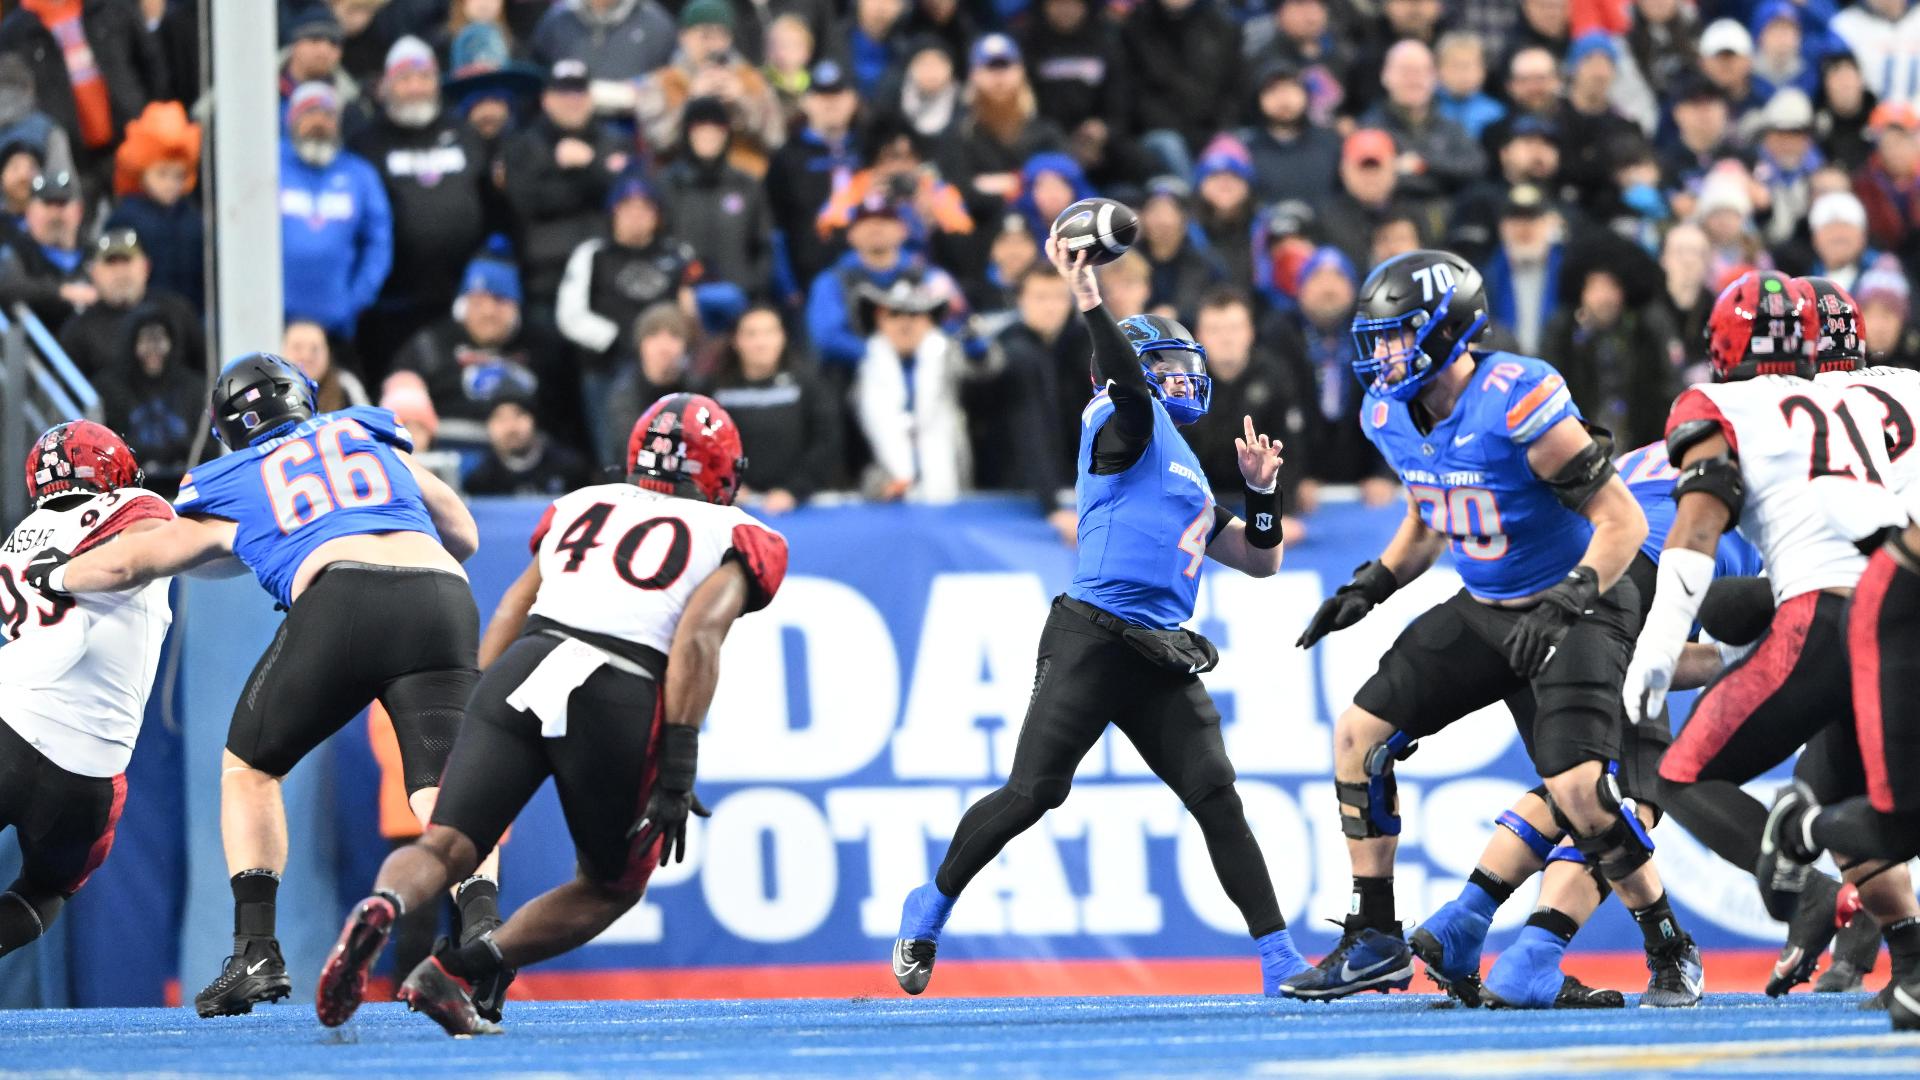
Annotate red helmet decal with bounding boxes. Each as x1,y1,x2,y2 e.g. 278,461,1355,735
626,393,745,505
25,421,142,507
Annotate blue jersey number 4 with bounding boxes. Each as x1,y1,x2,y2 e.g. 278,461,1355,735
260,419,395,533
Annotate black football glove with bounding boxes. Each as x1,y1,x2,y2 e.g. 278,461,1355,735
1503,565,1600,677
1296,560,1398,648
22,548,70,596
629,725,710,865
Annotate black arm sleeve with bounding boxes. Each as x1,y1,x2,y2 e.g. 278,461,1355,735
1085,304,1156,475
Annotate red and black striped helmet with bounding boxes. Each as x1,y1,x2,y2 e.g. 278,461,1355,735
1800,275,1865,374
1705,270,1815,382
25,420,142,507
627,393,746,506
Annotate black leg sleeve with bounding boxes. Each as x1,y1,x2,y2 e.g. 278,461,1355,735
935,786,1049,897
1811,797,1920,863
1189,785,1287,938
1650,775,1768,871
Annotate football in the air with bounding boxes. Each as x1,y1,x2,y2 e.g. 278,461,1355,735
1050,197,1138,265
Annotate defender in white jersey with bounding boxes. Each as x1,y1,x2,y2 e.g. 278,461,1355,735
1627,273,1920,1006
0,422,170,960
317,393,787,1036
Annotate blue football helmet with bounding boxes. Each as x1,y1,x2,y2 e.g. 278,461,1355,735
210,352,319,448
1350,250,1488,401
1119,314,1211,425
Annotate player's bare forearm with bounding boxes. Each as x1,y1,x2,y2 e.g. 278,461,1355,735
1667,435,1734,554
662,563,750,730
1673,642,1725,691
1380,501,1446,583
62,516,234,592
1573,477,1648,593
479,559,543,668
402,452,479,561
1206,519,1282,578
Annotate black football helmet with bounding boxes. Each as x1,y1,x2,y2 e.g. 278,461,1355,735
210,352,318,448
1349,250,1489,401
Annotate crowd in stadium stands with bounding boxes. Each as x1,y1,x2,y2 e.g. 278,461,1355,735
7,0,1920,536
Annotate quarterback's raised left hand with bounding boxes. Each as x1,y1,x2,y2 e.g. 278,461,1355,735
22,548,71,596
1236,415,1283,491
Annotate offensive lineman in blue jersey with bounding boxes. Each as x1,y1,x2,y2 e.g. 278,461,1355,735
24,354,491,1018
890,239,1308,997
1287,250,1704,1007
1405,442,1797,1009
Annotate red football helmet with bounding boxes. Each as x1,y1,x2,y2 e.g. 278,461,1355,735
627,393,746,505
1705,270,1815,382
1801,275,1865,374
24,420,142,508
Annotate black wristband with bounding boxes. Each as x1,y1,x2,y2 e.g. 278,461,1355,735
657,724,699,794
1243,484,1283,549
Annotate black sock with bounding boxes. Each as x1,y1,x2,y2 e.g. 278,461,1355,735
1885,916,1920,982
1350,876,1395,932
439,932,506,985
1525,907,1581,944
457,877,500,936
1630,891,1684,951
231,869,280,941
1469,867,1516,905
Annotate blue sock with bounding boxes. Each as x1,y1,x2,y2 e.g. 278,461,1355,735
1457,880,1501,922
1257,928,1308,992
898,882,956,941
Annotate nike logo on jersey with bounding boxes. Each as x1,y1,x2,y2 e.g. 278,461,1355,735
1453,433,1477,447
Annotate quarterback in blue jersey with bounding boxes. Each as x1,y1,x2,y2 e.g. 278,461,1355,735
891,240,1309,998
26,353,490,1019
1287,250,1703,1007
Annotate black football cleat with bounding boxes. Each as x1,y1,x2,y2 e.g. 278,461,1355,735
1755,782,1821,921
1767,871,1843,997
1485,974,1624,1010
892,938,937,996
194,937,292,1018
1641,936,1704,1008
1818,910,1881,993
315,895,397,1028
398,956,504,1037
1890,980,1920,1030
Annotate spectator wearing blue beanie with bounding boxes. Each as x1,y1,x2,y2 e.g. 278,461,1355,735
279,81,392,340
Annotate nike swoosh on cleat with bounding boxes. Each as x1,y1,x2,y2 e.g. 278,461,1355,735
892,942,921,979
1337,955,1400,983
246,959,268,975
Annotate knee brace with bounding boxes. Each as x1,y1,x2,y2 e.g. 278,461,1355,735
1338,732,1416,840
1552,771,1656,883
1544,845,1613,901
1496,808,1556,864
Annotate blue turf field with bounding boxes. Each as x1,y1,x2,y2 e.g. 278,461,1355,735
0,993,1916,1079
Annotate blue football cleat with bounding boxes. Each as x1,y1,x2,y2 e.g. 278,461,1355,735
892,882,955,995
1482,929,1621,1009
1258,929,1310,996
1276,922,1412,1000
1410,897,1494,1007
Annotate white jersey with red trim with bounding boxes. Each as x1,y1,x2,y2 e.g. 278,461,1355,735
1667,377,1907,603
527,484,789,656
1818,366,1920,518
0,489,175,777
